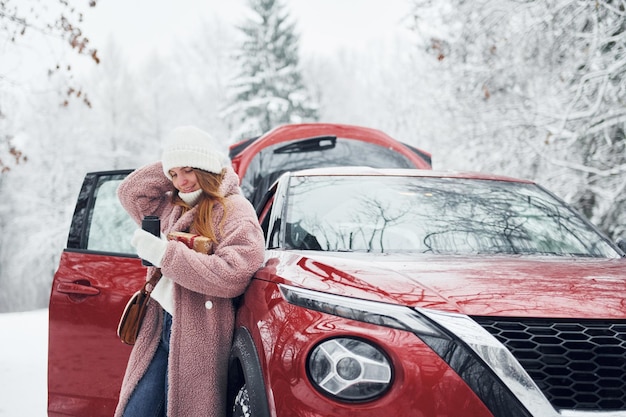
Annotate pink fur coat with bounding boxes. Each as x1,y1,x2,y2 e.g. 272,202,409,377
114,161,265,417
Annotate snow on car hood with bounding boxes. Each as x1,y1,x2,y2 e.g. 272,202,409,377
263,251,626,319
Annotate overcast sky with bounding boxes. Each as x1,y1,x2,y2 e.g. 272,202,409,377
81,0,415,64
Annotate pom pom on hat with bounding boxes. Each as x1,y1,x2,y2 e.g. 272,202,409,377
162,126,229,179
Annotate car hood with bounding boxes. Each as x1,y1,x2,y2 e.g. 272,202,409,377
262,251,626,318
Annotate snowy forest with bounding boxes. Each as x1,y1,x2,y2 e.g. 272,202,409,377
1,0,625,312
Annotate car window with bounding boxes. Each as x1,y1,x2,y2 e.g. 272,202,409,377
283,176,619,258
240,137,416,208
86,178,136,254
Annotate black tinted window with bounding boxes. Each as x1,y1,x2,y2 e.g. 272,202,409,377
240,137,415,208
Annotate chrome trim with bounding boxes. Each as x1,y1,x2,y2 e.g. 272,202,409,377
420,308,626,417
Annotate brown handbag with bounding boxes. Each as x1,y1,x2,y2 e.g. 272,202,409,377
117,232,212,345
117,269,162,345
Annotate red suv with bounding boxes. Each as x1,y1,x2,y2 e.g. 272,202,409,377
228,167,625,416
47,123,431,416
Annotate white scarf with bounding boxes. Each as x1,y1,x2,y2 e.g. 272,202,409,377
179,188,202,206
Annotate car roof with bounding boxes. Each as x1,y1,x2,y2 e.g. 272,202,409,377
288,166,535,183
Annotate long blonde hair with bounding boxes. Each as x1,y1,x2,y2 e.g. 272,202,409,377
171,168,228,243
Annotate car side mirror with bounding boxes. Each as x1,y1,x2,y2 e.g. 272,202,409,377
616,237,626,254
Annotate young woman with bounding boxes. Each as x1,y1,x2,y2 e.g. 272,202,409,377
115,126,265,417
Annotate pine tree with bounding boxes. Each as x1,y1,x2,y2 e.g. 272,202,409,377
222,0,319,140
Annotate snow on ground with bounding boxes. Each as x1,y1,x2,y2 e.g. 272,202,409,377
0,309,48,417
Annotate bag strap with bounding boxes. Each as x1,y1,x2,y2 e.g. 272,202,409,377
143,268,162,294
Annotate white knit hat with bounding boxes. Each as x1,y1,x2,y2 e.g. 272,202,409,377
161,126,229,179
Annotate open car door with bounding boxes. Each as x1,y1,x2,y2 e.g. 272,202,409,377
48,170,140,417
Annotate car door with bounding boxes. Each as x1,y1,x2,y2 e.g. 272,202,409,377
48,170,141,417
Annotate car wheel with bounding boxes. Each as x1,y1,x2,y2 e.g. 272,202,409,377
232,384,251,417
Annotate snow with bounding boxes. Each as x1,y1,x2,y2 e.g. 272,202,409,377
0,309,48,417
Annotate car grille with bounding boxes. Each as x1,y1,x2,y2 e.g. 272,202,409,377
472,317,626,411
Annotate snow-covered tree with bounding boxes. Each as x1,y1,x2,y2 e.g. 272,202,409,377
0,80,94,312
409,0,626,240
222,0,319,140
0,0,100,174
167,15,238,143
301,37,444,155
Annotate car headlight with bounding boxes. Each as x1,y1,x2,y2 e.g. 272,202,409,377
308,337,392,401
280,284,450,402
279,284,448,338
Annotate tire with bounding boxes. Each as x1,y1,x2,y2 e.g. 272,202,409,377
232,384,251,417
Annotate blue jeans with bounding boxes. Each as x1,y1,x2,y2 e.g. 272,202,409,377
123,311,172,417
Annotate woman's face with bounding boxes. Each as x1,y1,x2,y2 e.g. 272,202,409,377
169,167,200,193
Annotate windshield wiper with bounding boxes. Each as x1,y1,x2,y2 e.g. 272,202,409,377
273,136,337,154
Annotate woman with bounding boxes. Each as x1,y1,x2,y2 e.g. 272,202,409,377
115,126,265,417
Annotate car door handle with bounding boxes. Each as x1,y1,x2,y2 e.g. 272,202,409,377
57,282,101,296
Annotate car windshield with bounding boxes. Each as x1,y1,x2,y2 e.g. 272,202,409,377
283,175,619,257
240,137,416,208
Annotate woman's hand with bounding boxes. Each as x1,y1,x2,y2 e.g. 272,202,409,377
131,229,167,267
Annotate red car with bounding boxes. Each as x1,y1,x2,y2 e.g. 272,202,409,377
47,123,431,416
228,167,626,417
